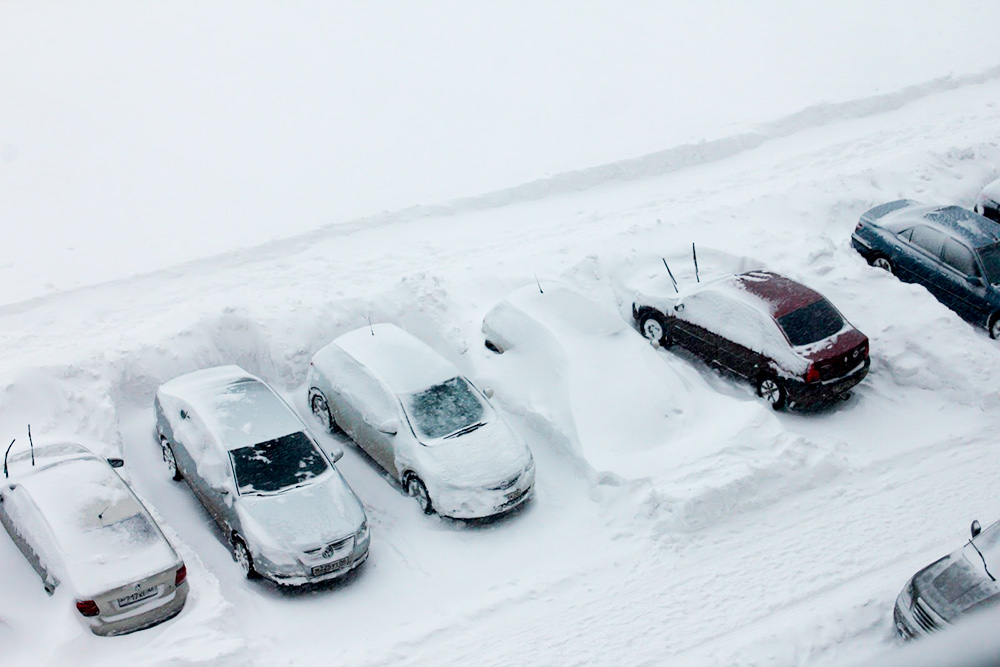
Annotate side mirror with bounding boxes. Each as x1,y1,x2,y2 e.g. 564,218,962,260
967,275,985,287
972,519,982,539
329,447,344,463
106,458,125,469
483,387,495,399
674,303,685,312
378,419,400,436
218,486,230,496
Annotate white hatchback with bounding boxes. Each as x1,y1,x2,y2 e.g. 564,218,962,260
307,324,535,519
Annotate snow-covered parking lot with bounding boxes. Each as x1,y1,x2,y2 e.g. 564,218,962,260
3,2,1000,665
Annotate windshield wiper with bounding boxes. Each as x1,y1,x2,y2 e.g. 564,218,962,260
443,422,486,440
969,538,996,582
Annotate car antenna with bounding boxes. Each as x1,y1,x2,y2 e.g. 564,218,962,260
534,274,544,294
692,243,700,283
3,439,14,479
969,534,996,581
28,424,34,467
367,316,374,336
98,504,111,521
662,258,679,293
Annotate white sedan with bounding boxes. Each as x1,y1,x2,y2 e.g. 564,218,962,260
0,441,188,636
307,323,535,519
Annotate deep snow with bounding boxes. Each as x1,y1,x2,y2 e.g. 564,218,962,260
3,2,1000,666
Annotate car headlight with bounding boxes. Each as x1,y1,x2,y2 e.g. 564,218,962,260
357,518,370,543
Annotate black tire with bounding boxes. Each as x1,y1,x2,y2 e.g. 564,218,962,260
870,255,894,274
310,390,341,434
639,311,671,347
405,475,434,515
756,375,788,411
161,438,182,481
989,313,1000,340
232,536,259,579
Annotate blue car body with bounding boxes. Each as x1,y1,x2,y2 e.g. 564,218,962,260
851,200,1000,337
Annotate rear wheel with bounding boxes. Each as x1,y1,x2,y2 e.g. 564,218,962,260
233,536,258,579
161,438,182,481
639,312,671,347
989,313,1000,340
871,255,894,274
756,375,788,410
406,475,434,515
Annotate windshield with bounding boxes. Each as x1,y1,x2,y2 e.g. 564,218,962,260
776,298,845,346
978,243,1000,285
403,376,487,441
229,431,329,495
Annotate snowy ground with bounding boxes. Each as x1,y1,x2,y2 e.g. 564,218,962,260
3,3,1000,666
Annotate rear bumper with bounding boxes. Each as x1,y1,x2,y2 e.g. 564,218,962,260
850,234,873,257
89,580,189,637
787,357,870,405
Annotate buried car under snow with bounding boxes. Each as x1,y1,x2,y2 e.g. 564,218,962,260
632,270,870,410
895,519,1000,639
154,366,369,585
852,200,1000,338
0,442,188,636
975,178,1000,224
307,323,535,519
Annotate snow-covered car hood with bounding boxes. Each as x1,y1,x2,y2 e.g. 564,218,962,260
913,549,1000,622
238,470,364,551
417,418,532,489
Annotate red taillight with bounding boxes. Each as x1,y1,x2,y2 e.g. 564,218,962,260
175,564,187,587
76,599,99,617
854,220,863,231
805,364,820,383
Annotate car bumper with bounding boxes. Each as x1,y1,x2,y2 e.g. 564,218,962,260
434,466,535,519
788,357,870,405
88,580,189,637
850,233,873,254
258,540,370,586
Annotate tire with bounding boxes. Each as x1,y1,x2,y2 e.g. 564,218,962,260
232,536,258,579
405,475,434,515
989,313,1000,340
756,375,788,411
161,438,182,481
310,390,340,433
871,255,894,274
639,312,671,347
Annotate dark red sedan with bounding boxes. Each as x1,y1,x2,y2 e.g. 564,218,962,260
632,270,870,409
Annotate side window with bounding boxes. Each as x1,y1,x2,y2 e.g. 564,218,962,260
908,225,947,258
338,358,397,421
941,240,979,276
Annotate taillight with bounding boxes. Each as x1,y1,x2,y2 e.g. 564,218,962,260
854,220,863,231
805,364,820,383
175,564,187,586
76,600,100,617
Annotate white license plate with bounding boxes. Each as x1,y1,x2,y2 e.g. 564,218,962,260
311,557,349,577
117,585,159,608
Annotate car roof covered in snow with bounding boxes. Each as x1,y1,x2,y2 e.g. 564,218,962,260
870,200,1000,248
496,282,627,337
157,365,304,450
666,270,822,320
333,323,457,395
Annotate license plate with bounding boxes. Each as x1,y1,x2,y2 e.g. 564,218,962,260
311,557,349,577
117,585,159,608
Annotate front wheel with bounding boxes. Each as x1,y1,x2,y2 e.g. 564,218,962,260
756,375,788,411
989,313,1000,340
639,312,671,347
310,391,341,433
406,475,434,515
233,536,258,579
871,255,894,274
161,438,182,481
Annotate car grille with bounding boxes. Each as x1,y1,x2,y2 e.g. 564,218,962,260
304,535,354,560
911,598,939,633
490,473,522,491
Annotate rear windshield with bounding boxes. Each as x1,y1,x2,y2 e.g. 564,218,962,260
979,243,1000,285
229,431,329,495
776,299,845,346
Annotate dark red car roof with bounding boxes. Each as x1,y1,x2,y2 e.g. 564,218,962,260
731,271,823,319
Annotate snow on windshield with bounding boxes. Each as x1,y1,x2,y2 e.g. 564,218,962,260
404,377,485,441
228,431,329,495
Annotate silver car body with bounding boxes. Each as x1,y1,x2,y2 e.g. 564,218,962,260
0,442,188,636
154,366,369,585
307,324,535,519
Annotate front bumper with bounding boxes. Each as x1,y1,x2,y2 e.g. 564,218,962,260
257,537,370,586
434,464,535,520
787,357,870,405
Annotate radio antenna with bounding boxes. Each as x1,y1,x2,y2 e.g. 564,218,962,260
534,274,544,294
28,425,34,467
367,316,374,336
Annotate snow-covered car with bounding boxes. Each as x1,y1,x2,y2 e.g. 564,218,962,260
852,200,1000,338
154,366,369,585
307,323,535,519
894,519,1000,638
975,178,1000,224
632,270,870,410
0,442,188,636
481,281,705,477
